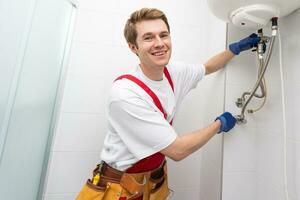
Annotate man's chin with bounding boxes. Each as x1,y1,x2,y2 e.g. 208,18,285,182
156,62,169,68
156,58,170,67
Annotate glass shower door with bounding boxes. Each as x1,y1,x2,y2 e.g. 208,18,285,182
0,0,76,199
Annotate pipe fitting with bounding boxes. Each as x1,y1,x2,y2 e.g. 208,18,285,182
235,115,247,124
271,17,278,36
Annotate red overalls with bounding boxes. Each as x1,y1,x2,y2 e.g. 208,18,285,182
76,67,174,200
115,67,174,200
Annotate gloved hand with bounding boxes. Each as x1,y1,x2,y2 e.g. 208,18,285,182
229,33,261,55
215,112,237,133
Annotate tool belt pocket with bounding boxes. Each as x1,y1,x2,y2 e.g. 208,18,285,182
76,177,141,200
76,163,146,200
149,162,170,200
76,178,107,200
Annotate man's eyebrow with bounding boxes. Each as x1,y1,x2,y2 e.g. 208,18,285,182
141,32,153,38
160,31,169,34
142,31,169,37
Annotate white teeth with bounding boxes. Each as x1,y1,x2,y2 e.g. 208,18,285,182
152,51,166,56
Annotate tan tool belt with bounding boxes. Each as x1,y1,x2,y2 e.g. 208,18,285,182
76,160,170,200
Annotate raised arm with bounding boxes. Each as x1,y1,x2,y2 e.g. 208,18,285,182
204,50,235,75
204,33,261,75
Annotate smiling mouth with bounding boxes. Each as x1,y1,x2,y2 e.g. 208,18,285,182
151,50,167,56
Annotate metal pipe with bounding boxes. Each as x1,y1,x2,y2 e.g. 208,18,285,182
257,58,266,97
236,35,267,109
235,44,266,108
236,35,276,123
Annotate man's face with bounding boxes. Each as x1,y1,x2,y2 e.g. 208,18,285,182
129,19,172,70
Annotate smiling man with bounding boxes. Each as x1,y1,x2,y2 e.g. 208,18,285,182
128,18,172,81
76,7,260,200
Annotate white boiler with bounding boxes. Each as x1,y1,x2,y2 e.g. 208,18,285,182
207,0,300,29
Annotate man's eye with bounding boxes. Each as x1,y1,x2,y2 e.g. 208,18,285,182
161,33,169,38
144,36,153,41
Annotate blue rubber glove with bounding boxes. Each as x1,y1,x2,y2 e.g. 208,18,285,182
229,33,261,55
215,112,237,133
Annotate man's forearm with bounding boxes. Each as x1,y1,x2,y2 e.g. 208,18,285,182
204,50,235,75
161,120,221,161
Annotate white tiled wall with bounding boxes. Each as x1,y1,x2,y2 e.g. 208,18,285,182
223,8,300,200
43,1,226,200
43,1,300,199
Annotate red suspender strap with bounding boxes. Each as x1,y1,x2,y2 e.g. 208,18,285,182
115,74,167,119
114,67,174,173
164,67,174,92
164,67,174,125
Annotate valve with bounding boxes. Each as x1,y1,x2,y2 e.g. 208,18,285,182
235,97,245,108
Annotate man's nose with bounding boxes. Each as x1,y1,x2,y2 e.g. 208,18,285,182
154,36,164,47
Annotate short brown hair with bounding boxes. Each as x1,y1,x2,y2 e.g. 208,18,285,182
124,8,170,46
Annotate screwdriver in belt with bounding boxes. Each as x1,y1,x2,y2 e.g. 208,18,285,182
92,173,100,185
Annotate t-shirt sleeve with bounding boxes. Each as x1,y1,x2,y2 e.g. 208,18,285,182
108,96,177,160
168,62,206,102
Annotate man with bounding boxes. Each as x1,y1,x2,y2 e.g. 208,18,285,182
76,8,260,200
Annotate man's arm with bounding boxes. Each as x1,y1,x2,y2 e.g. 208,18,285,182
160,120,221,161
204,50,235,75
160,112,236,161
204,33,261,75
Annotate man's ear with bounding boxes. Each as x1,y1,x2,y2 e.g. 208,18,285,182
128,43,138,54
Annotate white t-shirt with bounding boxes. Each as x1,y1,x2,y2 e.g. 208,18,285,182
100,62,206,171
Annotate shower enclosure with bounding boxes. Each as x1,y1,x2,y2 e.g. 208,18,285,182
0,0,76,199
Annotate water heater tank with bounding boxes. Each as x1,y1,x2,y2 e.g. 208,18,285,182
207,0,300,29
